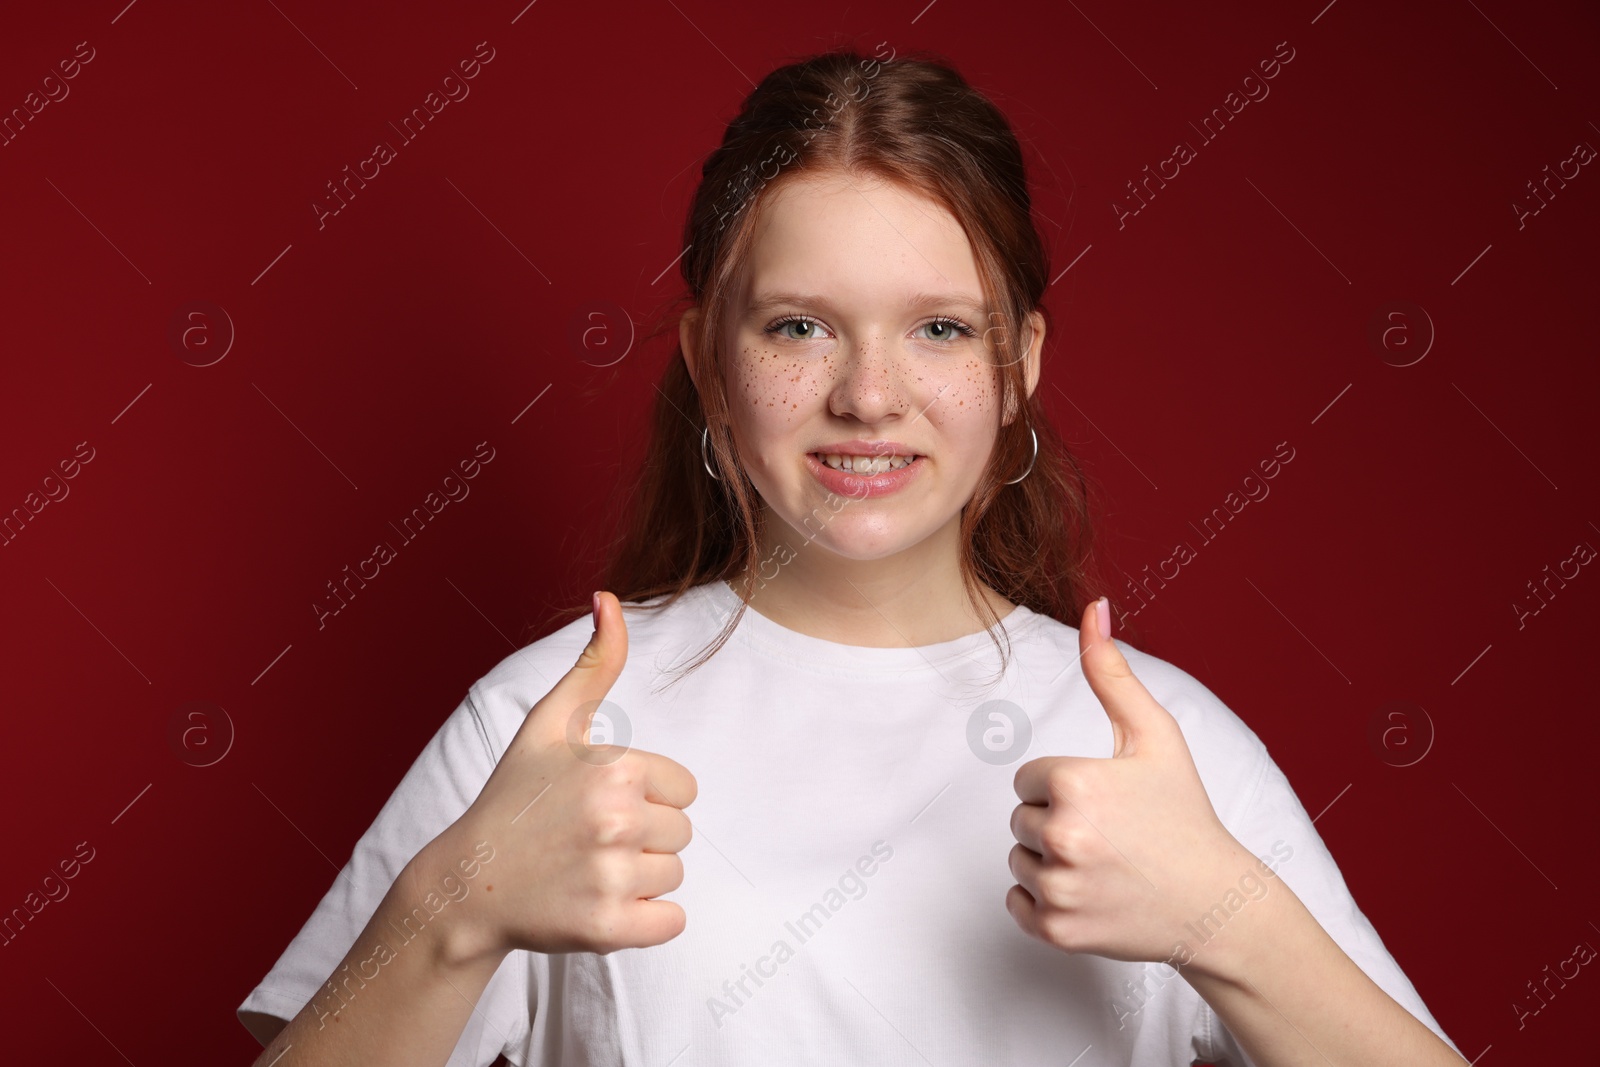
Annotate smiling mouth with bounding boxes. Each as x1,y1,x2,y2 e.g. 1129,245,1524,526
808,452,923,474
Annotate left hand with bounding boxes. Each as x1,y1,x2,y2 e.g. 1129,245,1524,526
1005,597,1258,965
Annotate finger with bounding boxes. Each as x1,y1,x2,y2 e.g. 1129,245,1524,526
1004,882,1044,942
632,851,686,900
1077,596,1171,759
1007,841,1046,900
637,802,694,855
1013,753,1094,806
523,591,630,747
635,750,699,810
613,898,687,950
1008,801,1048,855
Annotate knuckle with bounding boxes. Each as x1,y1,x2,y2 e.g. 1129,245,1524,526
1047,764,1080,800
1101,655,1132,681
1039,908,1079,950
1038,865,1076,906
579,774,632,818
1006,844,1024,880
587,853,633,900
594,758,639,788
1039,820,1078,860
576,857,624,908
591,809,637,847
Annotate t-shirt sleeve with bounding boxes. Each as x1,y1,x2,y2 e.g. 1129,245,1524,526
1191,744,1461,1065
234,688,529,1065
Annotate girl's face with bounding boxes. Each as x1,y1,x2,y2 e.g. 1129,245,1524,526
688,170,1041,565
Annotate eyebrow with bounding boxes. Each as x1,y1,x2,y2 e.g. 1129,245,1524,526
745,290,990,320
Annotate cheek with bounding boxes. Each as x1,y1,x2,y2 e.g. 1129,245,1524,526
922,356,998,421
960,357,1000,410
733,344,835,424
730,346,825,481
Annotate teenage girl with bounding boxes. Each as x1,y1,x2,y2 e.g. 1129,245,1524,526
242,47,1464,1066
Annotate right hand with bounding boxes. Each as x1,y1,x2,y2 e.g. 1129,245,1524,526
425,591,698,962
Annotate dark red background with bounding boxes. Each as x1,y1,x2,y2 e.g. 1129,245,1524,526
2,0,1595,1061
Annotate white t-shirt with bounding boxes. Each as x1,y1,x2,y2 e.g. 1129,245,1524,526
238,579,1459,1065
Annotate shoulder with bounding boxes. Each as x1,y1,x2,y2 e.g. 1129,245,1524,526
465,584,713,759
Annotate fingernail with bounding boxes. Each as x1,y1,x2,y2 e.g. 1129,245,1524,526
1095,596,1111,642
592,591,601,630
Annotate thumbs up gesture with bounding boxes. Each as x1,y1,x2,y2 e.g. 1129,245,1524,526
426,592,698,964
1005,598,1257,965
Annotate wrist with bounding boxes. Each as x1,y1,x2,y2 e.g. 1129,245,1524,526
1176,861,1313,987
403,831,509,973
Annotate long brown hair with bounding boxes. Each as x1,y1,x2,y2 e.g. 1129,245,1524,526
544,45,1109,690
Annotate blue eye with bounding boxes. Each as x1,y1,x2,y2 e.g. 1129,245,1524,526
918,316,978,342
762,315,978,344
765,315,827,341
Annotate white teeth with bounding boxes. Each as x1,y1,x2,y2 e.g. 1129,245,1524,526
817,453,915,474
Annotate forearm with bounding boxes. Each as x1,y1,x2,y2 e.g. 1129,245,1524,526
250,839,508,1067
1179,882,1463,1067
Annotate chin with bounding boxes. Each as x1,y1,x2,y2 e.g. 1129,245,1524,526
792,516,938,563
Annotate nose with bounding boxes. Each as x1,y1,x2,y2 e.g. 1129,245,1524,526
827,334,913,425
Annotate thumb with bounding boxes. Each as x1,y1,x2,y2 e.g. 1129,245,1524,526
526,591,630,749
1078,596,1165,759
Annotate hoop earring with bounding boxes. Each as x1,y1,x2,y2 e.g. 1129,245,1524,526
1005,425,1038,485
701,425,722,481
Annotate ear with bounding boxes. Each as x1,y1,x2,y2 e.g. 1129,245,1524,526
679,306,703,392
1023,309,1044,401
1001,310,1046,427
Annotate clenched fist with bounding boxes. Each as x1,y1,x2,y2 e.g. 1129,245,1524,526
425,591,698,965
1005,597,1259,971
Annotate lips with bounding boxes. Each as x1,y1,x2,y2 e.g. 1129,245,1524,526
804,451,924,498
